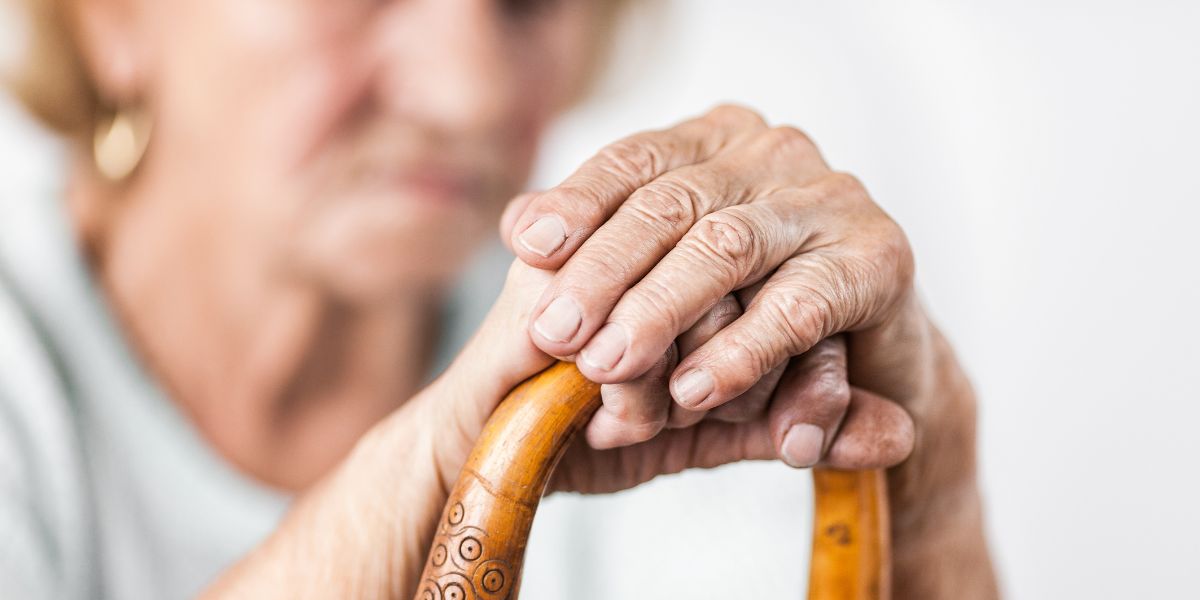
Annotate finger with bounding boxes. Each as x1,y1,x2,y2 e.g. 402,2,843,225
528,123,831,363
821,388,914,470
676,294,742,358
566,199,812,382
584,344,677,450
550,417,776,495
548,386,912,495
668,252,846,410
499,192,539,252
670,197,911,412
703,279,778,423
766,336,851,468
665,294,741,428
709,361,786,423
509,105,767,267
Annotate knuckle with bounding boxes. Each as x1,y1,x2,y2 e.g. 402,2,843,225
613,403,667,432
762,289,831,353
627,177,701,230
812,367,851,411
722,333,780,390
824,171,869,201
858,222,915,296
758,125,818,156
829,257,871,326
602,387,668,432
687,210,761,275
879,221,916,288
597,135,667,181
820,171,917,300
538,182,608,227
804,254,865,333
705,103,767,129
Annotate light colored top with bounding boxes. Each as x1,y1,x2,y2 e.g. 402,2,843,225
0,185,515,599
0,189,289,598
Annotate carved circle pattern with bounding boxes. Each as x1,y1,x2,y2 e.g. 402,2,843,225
418,582,440,600
444,583,466,600
471,560,514,599
448,502,465,525
481,569,504,593
459,537,482,561
427,500,513,600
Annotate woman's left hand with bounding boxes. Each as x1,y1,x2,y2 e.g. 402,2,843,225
500,105,918,464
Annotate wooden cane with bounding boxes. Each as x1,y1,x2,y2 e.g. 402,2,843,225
414,361,890,600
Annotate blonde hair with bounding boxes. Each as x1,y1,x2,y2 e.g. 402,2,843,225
5,0,98,140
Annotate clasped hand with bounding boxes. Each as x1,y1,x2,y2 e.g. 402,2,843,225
425,105,919,495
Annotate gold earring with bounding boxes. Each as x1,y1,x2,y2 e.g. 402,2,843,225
93,106,152,181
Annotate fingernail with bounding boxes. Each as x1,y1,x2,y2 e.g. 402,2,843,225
781,424,825,468
672,369,714,408
533,296,581,343
580,323,628,371
518,215,566,257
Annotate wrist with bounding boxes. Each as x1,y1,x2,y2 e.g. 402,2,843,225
203,404,446,599
852,292,983,527
341,395,452,572
276,399,450,597
886,316,980,521
881,327,996,598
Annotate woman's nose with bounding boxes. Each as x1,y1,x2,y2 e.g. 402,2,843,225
371,0,519,138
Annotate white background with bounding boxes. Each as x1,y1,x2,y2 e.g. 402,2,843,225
4,1,1199,598
530,2,1200,598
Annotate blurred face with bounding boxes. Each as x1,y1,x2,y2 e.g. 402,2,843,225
88,0,603,300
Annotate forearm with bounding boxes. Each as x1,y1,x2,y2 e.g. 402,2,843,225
201,401,447,599
891,478,996,598
882,315,999,598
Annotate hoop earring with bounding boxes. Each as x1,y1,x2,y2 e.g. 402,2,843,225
93,106,152,182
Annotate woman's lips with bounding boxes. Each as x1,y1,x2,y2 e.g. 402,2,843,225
393,168,484,206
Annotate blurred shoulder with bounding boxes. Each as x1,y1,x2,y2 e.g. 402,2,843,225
0,264,75,418
0,267,95,598
0,265,85,488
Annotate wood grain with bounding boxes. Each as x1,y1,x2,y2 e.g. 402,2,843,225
808,469,891,599
413,361,890,599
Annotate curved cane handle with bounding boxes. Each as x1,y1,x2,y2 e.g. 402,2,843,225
414,362,890,600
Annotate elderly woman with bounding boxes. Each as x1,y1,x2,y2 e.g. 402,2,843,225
1,0,997,598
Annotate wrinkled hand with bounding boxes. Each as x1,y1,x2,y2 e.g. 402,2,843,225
494,105,919,474
419,260,913,497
